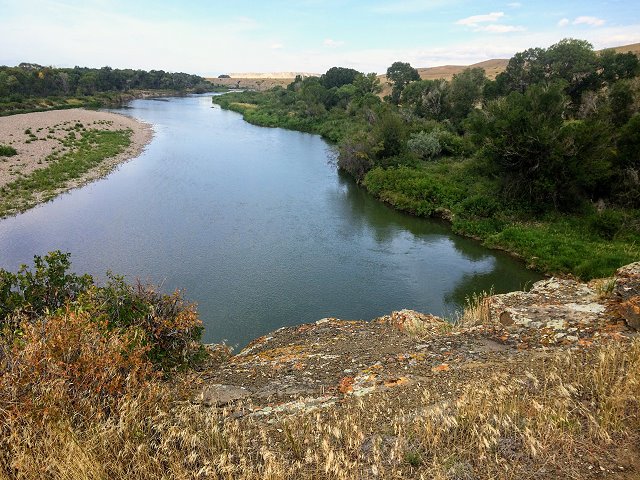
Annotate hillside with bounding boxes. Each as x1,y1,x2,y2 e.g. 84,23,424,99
209,42,640,95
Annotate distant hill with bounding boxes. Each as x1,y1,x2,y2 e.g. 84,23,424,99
207,72,318,91
378,42,640,97
209,42,640,93
227,72,318,79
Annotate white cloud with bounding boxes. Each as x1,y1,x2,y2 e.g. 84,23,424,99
456,12,504,25
557,18,570,27
573,16,606,27
323,38,345,48
372,0,453,14
507,2,522,7
455,11,522,34
475,24,525,33
270,43,284,50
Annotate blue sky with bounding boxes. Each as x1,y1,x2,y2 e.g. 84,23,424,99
1,0,639,75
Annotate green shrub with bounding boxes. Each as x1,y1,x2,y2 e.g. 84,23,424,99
407,130,441,159
0,252,204,370
589,210,626,239
0,144,17,157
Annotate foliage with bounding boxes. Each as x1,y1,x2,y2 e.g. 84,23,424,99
468,83,613,211
0,251,204,370
0,64,215,115
213,41,640,279
0,63,211,99
0,144,17,156
407,130,441,160
386,61,420,104
448,67,487,123
321,67,361,89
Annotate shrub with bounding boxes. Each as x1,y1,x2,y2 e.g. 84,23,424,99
0,144,17,157
0,252,204,370
589,209,626,239
0,310,154,422
407,130,441,159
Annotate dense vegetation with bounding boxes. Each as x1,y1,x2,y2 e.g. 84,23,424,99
0,63,217,115
213,39,640,279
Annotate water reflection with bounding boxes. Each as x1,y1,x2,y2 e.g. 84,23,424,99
0,95,542,347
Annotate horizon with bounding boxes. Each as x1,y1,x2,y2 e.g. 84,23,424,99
1,0,639,76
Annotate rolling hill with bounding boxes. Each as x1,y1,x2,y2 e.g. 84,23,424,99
207,42,640,93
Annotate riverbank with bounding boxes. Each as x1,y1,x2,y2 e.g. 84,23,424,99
2,255,639,479
212,92,640,281
0,108,153,218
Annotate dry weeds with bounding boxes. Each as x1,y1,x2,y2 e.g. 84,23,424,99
2,332,638,479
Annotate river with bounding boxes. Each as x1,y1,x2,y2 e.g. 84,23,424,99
0,94,541,347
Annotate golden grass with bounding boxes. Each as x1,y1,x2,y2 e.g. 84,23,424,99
2,330,638,479
454,288,494,328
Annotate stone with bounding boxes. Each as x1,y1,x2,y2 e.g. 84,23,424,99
618,296,640,330
499,310,514,326
380,309,447,334
196,384,251,407
614,262,640,301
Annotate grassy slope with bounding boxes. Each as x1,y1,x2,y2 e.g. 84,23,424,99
214,93,640,280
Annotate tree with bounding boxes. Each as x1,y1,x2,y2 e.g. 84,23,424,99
599,50,640,84
495,47,546,94
386,61,420,104
321,67,361,89
353,73,382,97
544,38,599,104
401,79,449,120
469,83,611,211
448,67,487,123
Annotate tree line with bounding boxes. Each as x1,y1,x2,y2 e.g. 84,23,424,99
0,63,213,101
213,38,640,278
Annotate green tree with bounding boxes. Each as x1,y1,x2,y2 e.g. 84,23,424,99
321,67,361,89
448,67,487,123
386,61,420,104
470,83,610,211
401,79,449,120
353,72,382,97
495,47,546,93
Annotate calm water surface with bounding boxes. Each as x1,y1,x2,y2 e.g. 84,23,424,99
0,95,542,347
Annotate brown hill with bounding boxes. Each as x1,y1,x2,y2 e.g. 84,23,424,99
209,43,640,93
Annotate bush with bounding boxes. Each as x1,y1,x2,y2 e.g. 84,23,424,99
0,144,17,157
0,310,154,422
589,209,626,239
0,252,204,370
407,130,441,159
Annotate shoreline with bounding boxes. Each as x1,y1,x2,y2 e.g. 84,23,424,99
0,108,153,218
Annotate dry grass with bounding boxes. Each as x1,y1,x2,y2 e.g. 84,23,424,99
2,319,638,479
454,288,494,328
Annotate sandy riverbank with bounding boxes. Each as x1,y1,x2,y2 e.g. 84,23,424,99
0,108,153,192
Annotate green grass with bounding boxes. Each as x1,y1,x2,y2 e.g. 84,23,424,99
363,159,640,280
0,129,132,218
0,144,17,157
213,91,364,143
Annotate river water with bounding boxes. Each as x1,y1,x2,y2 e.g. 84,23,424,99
0,94,541,347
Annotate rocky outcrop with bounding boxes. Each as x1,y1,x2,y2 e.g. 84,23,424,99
613,262,640,330
195,263,639,418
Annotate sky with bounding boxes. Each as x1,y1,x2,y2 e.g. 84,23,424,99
1,0,639,76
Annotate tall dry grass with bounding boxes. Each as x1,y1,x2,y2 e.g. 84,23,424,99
2,317,638,479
